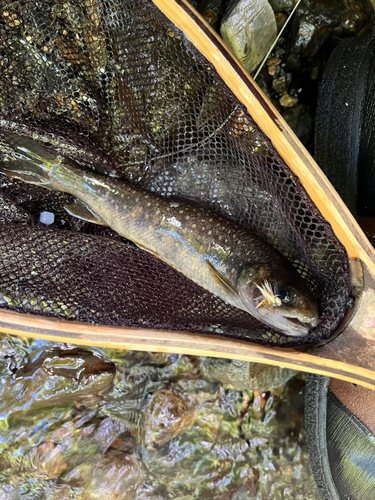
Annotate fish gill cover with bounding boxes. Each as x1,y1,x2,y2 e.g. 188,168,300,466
0,0,350,346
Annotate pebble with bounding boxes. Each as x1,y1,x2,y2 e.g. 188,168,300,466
275,12,287,30
272,75,288,94
268,64,278,76
279,93,298,107
267,56,282,66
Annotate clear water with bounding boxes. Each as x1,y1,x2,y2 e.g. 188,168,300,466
0,334,319,499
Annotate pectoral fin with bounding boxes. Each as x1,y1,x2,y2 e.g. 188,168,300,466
206,261,238,297
135,241,164,261
65,200,107,225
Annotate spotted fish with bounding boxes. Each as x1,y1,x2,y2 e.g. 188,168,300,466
0,133,319,337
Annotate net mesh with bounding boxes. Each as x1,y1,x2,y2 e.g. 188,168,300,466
0,0,351,346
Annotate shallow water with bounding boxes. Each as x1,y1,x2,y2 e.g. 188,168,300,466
0,334,319,499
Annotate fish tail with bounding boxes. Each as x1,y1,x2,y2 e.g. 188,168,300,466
0,132,61,187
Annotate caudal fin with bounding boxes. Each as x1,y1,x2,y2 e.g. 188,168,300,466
0,132,61,186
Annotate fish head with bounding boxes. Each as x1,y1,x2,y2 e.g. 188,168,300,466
238,264,319,337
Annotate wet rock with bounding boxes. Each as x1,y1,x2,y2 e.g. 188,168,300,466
267,56,282,75
220,0,277,73
269,0,295,12
284,52,301,70
197,0,224,30
272,73,290,93
30,442,67,479
0,348,115,418
268,64,278,75
275,11,287,29
289,0,373,59
202,358,297,391
88,450,144,500
279,93,298,107
142,388,197,448
93,417,130,452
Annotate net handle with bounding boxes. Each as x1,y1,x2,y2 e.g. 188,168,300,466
1,307,375,389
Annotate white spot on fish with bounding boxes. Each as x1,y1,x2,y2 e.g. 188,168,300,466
156,209,160,215
192,224,196,228
168,217,181,228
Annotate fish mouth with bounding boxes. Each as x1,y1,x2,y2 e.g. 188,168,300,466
282,317,310,337
257,311,314,337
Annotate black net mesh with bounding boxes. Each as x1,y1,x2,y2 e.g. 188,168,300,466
0,0,351,346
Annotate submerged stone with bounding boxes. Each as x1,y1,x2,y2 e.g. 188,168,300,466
220,0,277,73
88,450,144,500
202,358,297,391
0,348,115,418
142,388,197,448
269,0,295,12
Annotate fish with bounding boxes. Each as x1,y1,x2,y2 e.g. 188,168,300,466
0,133,319,337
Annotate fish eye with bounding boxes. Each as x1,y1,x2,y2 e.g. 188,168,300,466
278,288,290,303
